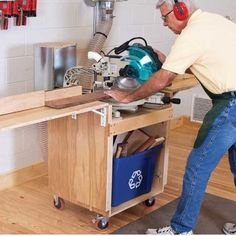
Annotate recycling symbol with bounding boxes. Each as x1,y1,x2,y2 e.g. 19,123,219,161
128,170,143,189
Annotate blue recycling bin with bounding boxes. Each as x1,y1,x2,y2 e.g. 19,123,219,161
111,144,162,207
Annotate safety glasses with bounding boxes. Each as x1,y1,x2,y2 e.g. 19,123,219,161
161,10,173,22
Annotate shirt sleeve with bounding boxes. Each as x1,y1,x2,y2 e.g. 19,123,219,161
162,34,203,74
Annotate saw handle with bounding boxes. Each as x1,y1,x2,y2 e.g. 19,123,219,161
114,41,130,54
114,37,148,55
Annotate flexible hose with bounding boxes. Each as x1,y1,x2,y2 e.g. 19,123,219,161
66,1,115,91
79,20,113,67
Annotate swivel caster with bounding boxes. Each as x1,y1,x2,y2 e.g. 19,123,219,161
144,197,155,207
92,214,109,230
53,195,65,210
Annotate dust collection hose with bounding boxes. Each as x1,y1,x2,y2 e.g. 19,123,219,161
79,20,113,65
66,0,116,91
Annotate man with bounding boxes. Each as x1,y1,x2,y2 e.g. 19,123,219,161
105,0,236,234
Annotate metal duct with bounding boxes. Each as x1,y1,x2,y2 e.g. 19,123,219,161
35,42,77,90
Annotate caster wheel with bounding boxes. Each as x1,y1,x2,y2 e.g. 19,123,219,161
53,197,65,210
144,198,155,207
96,219,109,230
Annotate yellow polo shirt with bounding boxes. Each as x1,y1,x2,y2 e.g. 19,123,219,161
162,9,236,94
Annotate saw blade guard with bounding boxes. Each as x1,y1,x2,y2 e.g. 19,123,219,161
120,44,162,84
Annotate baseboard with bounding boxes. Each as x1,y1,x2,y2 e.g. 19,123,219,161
170,115,201,130
0,161,47,191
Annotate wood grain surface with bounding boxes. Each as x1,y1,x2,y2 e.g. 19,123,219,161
45,91,110,109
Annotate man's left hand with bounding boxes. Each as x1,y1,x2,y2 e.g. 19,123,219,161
104,89,132,103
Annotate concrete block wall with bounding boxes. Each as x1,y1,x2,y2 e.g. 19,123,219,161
0,0,235,173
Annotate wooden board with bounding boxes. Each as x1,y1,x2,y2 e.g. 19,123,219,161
109,107,173,136
35,42,77,49
45,86,82,102
0,101,108,131
163,74,199,95
45,91,110,109
48,111,109,214
0,86,82,116
0,91,45,116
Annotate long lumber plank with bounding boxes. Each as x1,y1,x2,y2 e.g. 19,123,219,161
45,91,110,109
0,86,82,116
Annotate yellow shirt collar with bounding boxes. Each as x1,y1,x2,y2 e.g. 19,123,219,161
188,9,203,24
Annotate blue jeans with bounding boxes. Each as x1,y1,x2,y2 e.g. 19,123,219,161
170,99,236,233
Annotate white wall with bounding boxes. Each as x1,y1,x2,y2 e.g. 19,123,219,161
0,0,236,174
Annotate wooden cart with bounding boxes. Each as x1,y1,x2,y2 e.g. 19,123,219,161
48,101,172,229
0,74,198,229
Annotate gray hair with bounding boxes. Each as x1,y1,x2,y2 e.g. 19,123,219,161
156,0,198,15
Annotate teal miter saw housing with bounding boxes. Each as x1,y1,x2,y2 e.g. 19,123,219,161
119,43,163,84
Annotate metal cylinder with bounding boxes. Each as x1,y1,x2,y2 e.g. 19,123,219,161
34,42,77,90
95,0,115,24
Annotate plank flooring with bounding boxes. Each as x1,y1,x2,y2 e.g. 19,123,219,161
0,123,235,233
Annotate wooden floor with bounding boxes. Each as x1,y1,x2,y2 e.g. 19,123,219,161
0,123,235,233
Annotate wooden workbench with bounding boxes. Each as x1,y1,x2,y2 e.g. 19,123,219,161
0,86,172,229
0,75,197,229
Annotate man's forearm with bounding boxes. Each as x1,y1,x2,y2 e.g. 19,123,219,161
125,69,176,102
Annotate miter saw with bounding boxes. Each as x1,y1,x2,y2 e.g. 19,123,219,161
64,37,161,89
88,37,163,89
63,37,180,114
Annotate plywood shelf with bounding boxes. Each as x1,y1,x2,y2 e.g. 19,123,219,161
110,177,163,216
109,106,173,136
0,101,107,131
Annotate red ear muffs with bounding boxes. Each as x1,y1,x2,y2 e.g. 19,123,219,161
173,1,189,21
